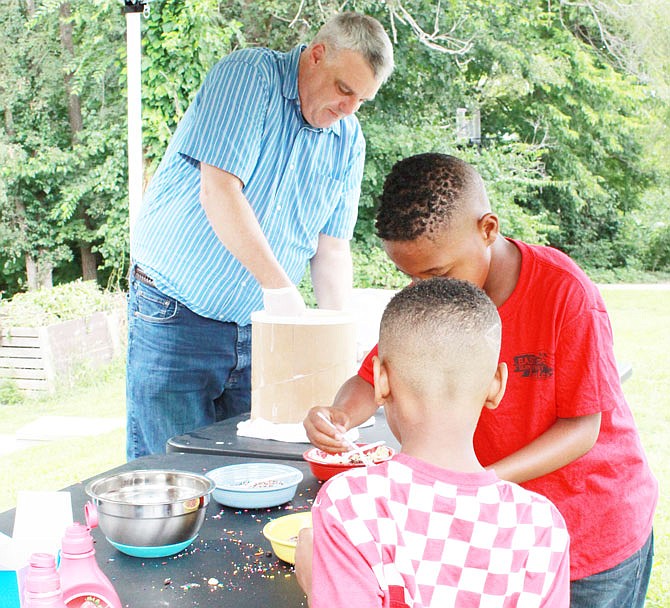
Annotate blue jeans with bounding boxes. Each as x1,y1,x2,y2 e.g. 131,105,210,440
570,531,654,608
126,274,251,460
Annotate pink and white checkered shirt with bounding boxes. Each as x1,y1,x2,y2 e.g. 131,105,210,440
311,453,570,608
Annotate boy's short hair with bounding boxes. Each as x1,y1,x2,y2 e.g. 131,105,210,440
312,12,394,84
376,153,485,241
379,277,501,396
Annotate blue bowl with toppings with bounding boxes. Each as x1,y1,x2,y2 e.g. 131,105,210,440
206,463,303,509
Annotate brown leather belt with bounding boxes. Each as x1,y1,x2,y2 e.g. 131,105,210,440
133,266,156,287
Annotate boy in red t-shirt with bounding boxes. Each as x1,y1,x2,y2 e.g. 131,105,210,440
296,277,570,607
303,153,657,607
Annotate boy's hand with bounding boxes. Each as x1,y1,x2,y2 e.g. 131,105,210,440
303,406,350,453
295,527,314,604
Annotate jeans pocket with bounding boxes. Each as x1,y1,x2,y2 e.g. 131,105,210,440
132,282,180,323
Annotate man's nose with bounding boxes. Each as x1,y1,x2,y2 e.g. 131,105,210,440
339,96,361,115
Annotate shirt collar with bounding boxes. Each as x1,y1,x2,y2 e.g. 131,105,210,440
281,44,341,136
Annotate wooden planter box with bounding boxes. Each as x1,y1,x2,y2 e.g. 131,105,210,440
0,310,124,394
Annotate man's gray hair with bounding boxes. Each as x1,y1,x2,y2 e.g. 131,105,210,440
312,12,394,83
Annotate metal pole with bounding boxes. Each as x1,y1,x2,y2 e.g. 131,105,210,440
124,3,144,252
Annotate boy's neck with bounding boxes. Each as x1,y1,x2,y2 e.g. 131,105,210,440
397,417,485,474
484,236,521,307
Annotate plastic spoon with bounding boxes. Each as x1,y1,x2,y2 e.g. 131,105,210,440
316,412,374,466
342,440,386,459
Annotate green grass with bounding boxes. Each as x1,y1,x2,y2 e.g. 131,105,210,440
0,286,667,604
599,286,670,607
0,358,126,512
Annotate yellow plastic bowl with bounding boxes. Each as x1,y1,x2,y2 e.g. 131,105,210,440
262,511,312,564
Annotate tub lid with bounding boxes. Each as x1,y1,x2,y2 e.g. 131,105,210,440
251,309,355,326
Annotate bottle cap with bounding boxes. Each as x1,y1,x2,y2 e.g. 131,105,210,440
29,552,56,569
25,552,60,594
61,522,94,555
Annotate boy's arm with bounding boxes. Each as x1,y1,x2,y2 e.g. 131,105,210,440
304,374,378,452
488,412,601,484
295,527,314,605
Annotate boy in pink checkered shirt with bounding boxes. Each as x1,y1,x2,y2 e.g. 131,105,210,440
295,277,570,607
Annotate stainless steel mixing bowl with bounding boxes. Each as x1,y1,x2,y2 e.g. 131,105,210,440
85,469,215,547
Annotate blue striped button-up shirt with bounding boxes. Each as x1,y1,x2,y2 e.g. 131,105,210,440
132,45,365,325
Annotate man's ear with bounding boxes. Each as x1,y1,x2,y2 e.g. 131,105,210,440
478,212,500,246
484,362,508,410
372,355,390,405
309,42,326,66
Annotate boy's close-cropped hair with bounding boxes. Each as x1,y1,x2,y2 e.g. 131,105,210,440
375,152,487,241
378,277,502,397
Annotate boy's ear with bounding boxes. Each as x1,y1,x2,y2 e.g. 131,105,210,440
372,355,390,405
484,362,508,410
478,212,500,246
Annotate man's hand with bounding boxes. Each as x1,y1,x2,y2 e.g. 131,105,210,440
262,285,306,316
303,406,351,453
295,527,314,605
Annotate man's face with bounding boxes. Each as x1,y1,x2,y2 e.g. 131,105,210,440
299,44,380,129
383,217,495,290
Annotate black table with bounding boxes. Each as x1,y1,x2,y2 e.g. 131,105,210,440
166,409,400,459
0,453,319,607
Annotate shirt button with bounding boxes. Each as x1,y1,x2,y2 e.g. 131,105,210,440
277,205,282,210
289,164,295,171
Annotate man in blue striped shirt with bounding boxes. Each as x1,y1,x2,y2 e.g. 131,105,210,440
126,12,394,459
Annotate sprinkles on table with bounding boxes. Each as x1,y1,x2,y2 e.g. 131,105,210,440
137,497,317,594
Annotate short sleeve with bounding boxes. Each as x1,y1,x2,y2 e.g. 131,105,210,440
540,542,571,608
358,344,377,385
554,298,621,418
177,58,270,185
311,492,384,608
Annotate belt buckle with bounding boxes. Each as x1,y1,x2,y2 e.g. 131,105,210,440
134,266,155,287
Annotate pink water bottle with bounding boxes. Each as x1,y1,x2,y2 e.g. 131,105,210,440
24,553,67,608
58,523,121,608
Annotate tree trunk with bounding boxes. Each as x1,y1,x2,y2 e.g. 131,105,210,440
15,198,53,290
59,2,83,140
4,106,14,136
59,1,97,281
25,254,38,291
25,252,53,290
80,243,98,281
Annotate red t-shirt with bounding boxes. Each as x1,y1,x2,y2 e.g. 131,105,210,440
358,239,657,580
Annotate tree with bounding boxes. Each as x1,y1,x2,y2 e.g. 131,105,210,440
141,0,243,175
0,0,128,294
1,0,668,298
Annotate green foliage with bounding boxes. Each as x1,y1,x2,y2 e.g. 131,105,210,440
0,279,124,327
141,0,243,175
0,0,668,299
352,240,407,290
0,379,24,406
643,223,670,272
0,0,129,294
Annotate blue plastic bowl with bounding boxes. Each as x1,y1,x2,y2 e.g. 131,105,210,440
108,535,197,558
207,463,303,509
